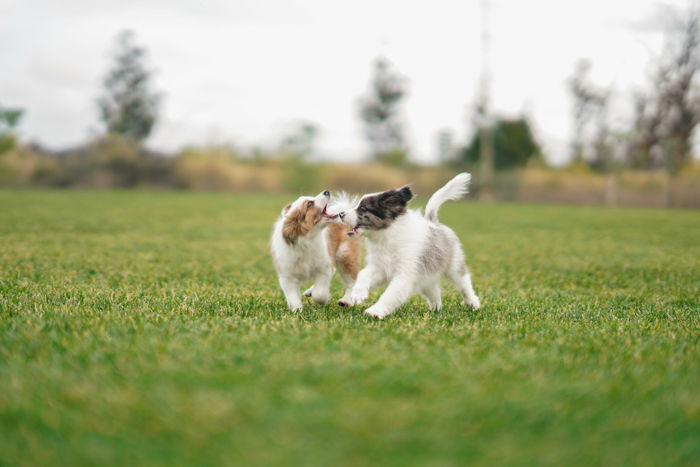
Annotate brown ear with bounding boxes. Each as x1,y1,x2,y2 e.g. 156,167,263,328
282,206,307,245
282,218,299,244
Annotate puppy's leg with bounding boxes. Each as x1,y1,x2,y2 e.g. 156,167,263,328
310,267,332,305
420,282,442,311
335,244,360,306
337,271,356,306
364,274,415,319
447,265,480,310
279,276,303,311
347,264,385,306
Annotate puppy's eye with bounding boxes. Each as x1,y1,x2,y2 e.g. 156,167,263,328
307,201,314,207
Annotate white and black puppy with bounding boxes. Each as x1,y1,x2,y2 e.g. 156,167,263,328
337,173,480,319
271,190,360,311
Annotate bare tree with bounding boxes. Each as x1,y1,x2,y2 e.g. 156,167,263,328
655,5,700,174
628,91,663,169
358,58,407,160
568,60,609,167
631,4,700,174
591,89,613,171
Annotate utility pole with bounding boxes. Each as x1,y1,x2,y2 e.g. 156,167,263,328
477,0,495,200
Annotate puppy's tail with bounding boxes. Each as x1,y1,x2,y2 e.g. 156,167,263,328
424,172,471,222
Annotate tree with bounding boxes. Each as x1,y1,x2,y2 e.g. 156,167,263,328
436,128,455,163
0,107,23,155
279,121,320,158
0,105,23,155
458,116,542,170
358,58,408,162
98,30,161,143
630,4,700,174
653,4,700,175
627,92,663,169
590,89,614,172
568,60,609,168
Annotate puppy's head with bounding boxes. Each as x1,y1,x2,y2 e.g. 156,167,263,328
339,185,413,237
280,190,332,245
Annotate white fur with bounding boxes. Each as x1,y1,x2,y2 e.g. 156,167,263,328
325,192,359,219
424,172,471,222
323,192,360,304
343,173,480,319
270,191,332,311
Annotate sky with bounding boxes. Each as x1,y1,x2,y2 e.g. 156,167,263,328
0,0,682,165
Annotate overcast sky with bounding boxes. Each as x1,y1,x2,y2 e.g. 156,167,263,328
0,0,682,164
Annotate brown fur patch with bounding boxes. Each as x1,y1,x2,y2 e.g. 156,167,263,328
326,223,360,279
282,201,323,245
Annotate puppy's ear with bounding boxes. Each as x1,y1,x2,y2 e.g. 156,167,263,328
282,215,300,245
397,185,414,202
376,186,412,219
282,205,310,245
281,203,292,216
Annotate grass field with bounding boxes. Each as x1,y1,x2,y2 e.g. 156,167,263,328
1,190,699,466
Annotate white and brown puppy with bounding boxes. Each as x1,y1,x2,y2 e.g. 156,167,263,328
336,173,480,319
271,190,360,311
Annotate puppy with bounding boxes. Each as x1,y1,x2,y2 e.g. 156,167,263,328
271,190,360,311
337,173,480,319
322,192,363,304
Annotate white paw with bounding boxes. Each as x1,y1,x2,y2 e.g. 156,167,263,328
468,295,481,310
312,292,330,305
364,305,388,319
289,304,302,312
303,287,313,297
337,293,352,307
349,288,369,306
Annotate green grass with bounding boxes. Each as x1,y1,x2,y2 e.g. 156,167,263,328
1,190,699,467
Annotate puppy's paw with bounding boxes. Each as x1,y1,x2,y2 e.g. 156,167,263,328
468,295,481,310
349,289,369,306
303,286,313,298
337,291,353,307
364,305,388,320
312,293,330,305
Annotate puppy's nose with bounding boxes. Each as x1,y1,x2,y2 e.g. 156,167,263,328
323,190,330,197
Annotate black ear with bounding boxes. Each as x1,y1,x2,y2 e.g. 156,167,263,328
397,185,413,202
375,187,412,219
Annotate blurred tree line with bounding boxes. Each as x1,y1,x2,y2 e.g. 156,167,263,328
2,5,700,206
567,4,700,178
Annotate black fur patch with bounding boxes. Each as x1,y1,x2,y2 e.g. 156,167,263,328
355,186,413,231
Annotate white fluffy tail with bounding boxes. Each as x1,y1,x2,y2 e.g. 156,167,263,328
424,173,471,222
